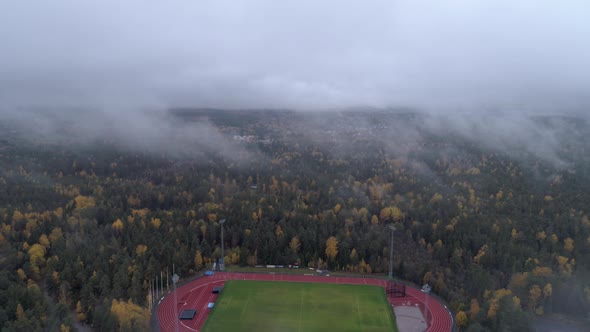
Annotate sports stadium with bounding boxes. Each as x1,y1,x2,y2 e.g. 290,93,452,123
156,271,453,332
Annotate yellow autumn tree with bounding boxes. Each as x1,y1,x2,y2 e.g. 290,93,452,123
350,248,358,261
54,207,64,219
429,193,443,204
194,250,203,269
76,300,87,321
135,244,148,256
358,259,372,274
325,236,338,260
150,218,162,229
16,303,25,321
529,284,542,310
110,299,150,331
564,237,574,253
469,298,480,320
358,208,369,223
456,310,468,328
543,283,552,298
508,272,528,290
275,225,284,239
370,215,379,225
434,272,446,292
230,250,239,265
488,289,512,319
512,296,521,309
17,268,26,281
289,236,301,253
28,243,46,279
38,234,50,249
49,227,63,245
13,210,24,223
127,195,141,208
379,206,403,222
556,256,575,276
112,219,124,232
473,245,488,264
73,195,96,209
532,266,553,277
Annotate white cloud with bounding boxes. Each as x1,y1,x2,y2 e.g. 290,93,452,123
0,0,589,111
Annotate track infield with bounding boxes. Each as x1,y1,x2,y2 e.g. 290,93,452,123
157,272,453,332
201,280,397,332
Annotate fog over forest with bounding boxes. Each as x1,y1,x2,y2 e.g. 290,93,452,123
1,1,589,166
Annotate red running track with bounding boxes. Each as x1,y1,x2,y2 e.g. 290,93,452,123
157,272,452,332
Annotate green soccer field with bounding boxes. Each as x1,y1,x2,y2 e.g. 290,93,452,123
201,280,398,332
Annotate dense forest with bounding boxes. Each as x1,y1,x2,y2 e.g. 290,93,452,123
1,110,589,331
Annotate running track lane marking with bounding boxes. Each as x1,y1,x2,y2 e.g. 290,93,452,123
182,279,222,332
161,279,220,332
158,272,453,332
239,288,252,321
298,288,304,332
188,282,221,332
355,293,362,331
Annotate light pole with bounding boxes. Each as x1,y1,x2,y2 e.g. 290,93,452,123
389,225,396,279
219,219,226,271
172,273,180,332
421,283,431,330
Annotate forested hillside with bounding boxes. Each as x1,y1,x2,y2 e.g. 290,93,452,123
1,110,589,331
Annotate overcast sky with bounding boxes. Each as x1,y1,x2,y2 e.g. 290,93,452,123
1,0,589,112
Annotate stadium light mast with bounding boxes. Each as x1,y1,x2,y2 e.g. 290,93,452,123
389,225,396,279
219,219,226,271
421,283,431,328
172,273,180,332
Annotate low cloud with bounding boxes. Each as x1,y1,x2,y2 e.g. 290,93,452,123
0,0,588,111
2,107,261,165
1,0,588,169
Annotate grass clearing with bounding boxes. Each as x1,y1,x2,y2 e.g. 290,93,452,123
201,280,397,332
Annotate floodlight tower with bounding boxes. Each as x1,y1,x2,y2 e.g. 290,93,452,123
389,225,396,279
172,273,180,332
219,219,226,271
421,283,432,328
